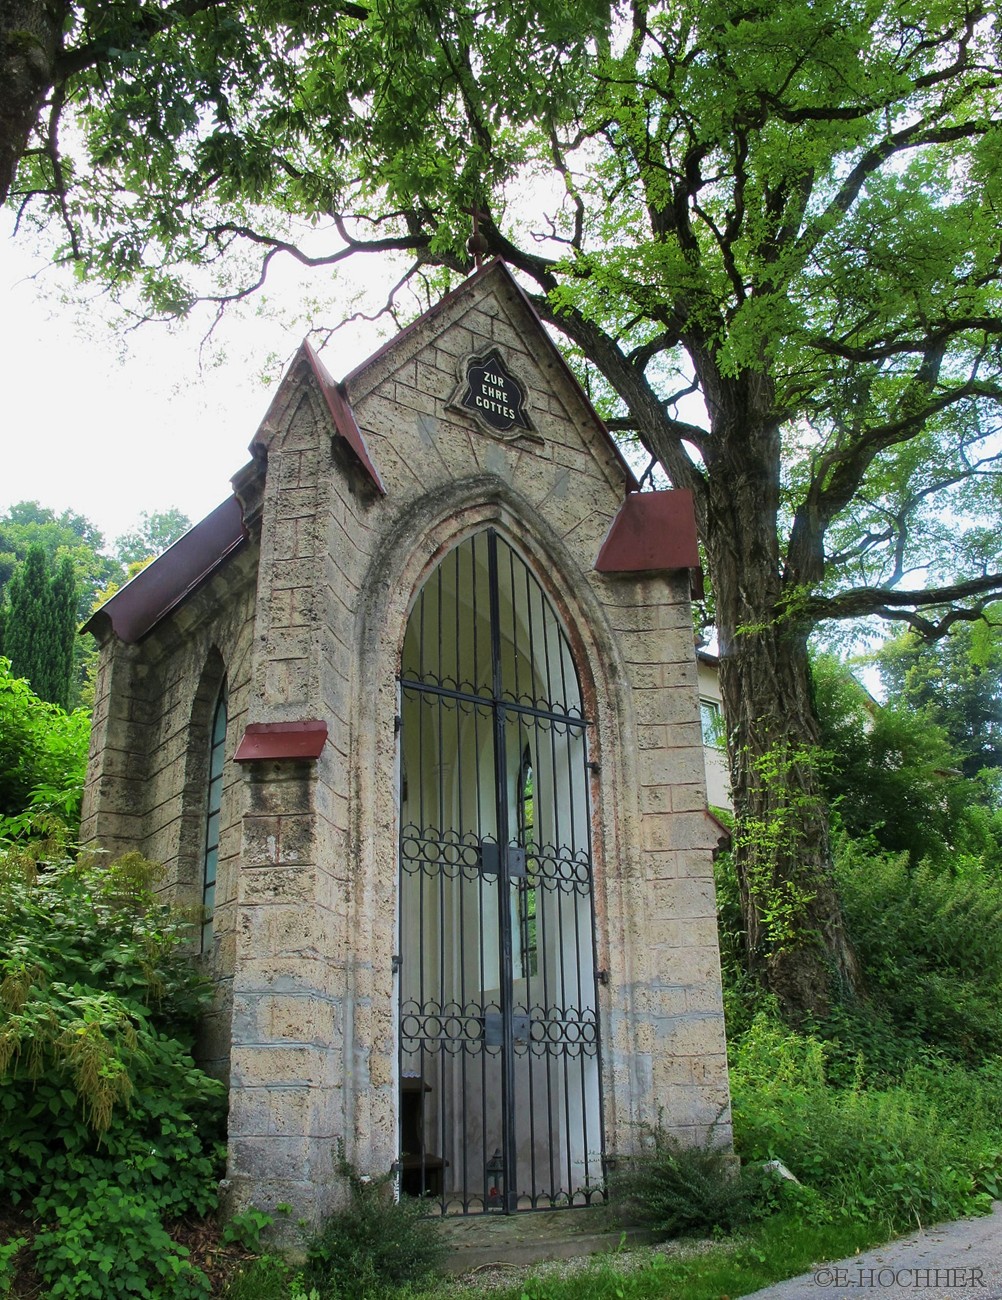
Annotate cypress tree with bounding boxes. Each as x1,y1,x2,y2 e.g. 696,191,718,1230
50,555,78,710
0,545,78,709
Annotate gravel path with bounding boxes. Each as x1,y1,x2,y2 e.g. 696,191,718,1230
741,1201,1002,1300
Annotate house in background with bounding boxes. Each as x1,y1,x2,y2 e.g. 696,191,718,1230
81,260,732,1230
697,648,731,811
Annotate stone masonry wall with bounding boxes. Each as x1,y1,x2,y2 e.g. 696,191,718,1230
80,545,259,1078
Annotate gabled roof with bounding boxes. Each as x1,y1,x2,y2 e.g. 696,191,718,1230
83,261,700,645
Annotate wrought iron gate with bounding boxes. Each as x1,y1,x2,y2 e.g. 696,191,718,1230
396,529,604,1213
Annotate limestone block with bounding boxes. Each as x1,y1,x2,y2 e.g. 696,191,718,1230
633,687,701,728
670,783,715,814
241,814,316,868
228,1134,314,1181
392,379,439,418
691,1054,730,1088
264,658,310,705
641,811,719,856
239,865,319,906
638,784,671,815
660,875,718,919
637,983,689,1020
642,849,683,880
653,943,720,988
657,1014,727,1060
686,982,727,1015
236,903,332,959
637,725,667,751
245,771,315,816
661,747,708,786
231,1042,343,1089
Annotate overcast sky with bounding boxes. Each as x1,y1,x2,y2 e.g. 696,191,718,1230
0,215,402,549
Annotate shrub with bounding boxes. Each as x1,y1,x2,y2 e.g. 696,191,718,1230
0,1236,27,1297
303,1157,446,1298
32,1185,210,1299
836,838,1002,1066
615,1131,756,1238
0,659,89,829
0,846,225,1297
222,1254,305,1300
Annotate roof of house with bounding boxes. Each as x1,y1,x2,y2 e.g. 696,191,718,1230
83,261,699,646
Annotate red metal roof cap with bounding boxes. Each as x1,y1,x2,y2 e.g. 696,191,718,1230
234,720,328,762
595,489,700,573
302,340,386,495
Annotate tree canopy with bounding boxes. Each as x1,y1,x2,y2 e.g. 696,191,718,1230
875,617,1002,781
7,0,1002,1015
114,508,192,567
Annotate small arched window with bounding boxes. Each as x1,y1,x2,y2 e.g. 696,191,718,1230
202,684,227,952
516,742,539,979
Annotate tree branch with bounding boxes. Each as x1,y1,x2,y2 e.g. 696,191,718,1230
810,573,1002,628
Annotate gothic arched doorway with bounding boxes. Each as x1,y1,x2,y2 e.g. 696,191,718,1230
397,528,604,1213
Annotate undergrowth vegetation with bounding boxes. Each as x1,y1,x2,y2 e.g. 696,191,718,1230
0,834,225,1298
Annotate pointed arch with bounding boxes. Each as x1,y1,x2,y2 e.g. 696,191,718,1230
178,649,228,946
396,526,603,1212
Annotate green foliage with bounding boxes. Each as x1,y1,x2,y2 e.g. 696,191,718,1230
0,1236,27,1297
812,653,978,864
728,739,827,954
220,1206,277,1255
615,1132,762,1238
0,658,89,825
1,545,78,709
730,1015,1002,1231
223,1255,321,1300
0,846,225,1298
0,503,116,627
835,839,1002,1066
32,1185,211,1299
876,620,1002,779
115,509,192,567
0,501,191,708
303,1155,446,1298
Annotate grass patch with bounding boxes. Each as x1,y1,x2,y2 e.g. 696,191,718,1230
403,1211,888,1300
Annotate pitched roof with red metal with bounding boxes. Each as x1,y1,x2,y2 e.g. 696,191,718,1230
81,496,247,645
342,259,640,494
84,261,693,648
301,340,386,495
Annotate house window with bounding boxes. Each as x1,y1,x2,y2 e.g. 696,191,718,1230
202,685,227,951
700,698,725,749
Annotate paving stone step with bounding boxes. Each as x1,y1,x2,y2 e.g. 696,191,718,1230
434,1208,659,1273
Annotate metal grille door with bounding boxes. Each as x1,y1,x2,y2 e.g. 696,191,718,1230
397,530,603,1213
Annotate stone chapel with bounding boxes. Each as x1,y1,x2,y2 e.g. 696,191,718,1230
80,259,732,1225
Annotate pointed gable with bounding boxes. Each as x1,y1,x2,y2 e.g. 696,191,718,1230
340,259,639,502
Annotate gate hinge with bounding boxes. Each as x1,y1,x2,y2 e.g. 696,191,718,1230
596,968,609,986
587,760,600,774
391,954,402,975
394,714,402,733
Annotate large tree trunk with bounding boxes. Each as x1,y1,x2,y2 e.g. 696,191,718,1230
0,0,64,207
702,384,863,1020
